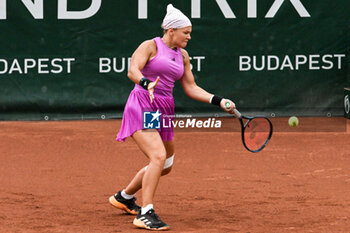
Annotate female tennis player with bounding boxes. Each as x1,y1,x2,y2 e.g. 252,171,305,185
109,4,236,231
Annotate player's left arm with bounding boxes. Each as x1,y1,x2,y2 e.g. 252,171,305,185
180,49,235,113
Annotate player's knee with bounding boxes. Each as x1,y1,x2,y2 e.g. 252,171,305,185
146,154,175,174
149,150,167,166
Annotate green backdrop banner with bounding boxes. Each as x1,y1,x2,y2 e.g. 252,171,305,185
0,0,349,120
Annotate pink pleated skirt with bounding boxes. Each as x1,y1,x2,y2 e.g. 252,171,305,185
116,85,175,142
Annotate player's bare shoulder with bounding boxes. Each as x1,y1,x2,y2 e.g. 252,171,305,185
136,39,156,52
180,48,190,64
133,39,157,60
140,39,157,49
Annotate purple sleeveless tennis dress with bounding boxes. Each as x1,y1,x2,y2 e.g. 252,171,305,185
116,37,184,142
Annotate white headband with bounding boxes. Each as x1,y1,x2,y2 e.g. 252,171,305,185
162,4,192,30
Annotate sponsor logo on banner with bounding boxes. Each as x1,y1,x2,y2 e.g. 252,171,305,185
239,54,346,72
99,56,205,74
0,0,310,20
345,95,350,114
0,58,75,74
0,0,102,20
189,0,310,19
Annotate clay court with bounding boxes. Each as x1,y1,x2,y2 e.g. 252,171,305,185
0,117,349,232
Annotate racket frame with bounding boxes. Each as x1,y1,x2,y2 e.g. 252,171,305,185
234,109,273,153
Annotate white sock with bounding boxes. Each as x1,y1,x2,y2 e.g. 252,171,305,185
141,204,154,215
121,190,134,200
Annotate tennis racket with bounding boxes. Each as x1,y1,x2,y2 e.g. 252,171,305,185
232,108,273,153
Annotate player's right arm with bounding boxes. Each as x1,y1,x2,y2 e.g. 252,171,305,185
127,40,157,84
128,40,159,103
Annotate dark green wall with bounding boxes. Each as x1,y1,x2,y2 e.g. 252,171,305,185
0,0,349,120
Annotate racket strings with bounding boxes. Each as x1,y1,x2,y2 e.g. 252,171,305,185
244,118,271,151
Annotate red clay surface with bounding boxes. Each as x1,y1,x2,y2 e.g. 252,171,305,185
0,118,349,232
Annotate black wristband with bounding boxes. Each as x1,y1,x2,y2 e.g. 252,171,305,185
139,77,151,90
211,95,223,106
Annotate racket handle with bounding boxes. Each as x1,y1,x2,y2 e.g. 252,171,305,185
233,109,242,118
